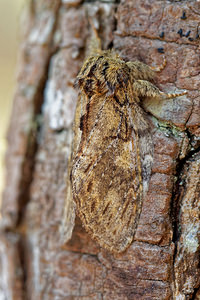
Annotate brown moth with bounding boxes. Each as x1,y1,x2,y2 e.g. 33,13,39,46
62,25,186,253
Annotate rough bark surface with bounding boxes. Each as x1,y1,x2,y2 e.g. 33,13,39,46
1,0,200,299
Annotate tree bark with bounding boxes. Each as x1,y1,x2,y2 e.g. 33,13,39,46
1,0,200,299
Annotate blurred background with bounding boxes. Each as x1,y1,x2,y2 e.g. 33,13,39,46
0,0,25,203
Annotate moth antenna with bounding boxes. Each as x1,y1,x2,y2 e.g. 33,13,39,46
88,17,102,55
160,90,187,99
151,57,167,72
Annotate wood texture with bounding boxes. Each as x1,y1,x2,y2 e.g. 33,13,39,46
1,0,199,299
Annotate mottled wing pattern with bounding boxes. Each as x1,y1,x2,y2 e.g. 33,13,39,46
71,89,152,253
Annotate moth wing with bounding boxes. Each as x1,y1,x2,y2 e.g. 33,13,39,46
71,92,153,253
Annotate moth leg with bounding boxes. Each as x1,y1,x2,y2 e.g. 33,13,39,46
150,58,166,72
160,90,187,99
132,80,187,99
127,61,155,81
127,58,166,81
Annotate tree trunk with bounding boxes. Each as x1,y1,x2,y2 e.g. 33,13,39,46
1,0,200,299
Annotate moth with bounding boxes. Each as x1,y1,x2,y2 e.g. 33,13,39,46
61,24,186,253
